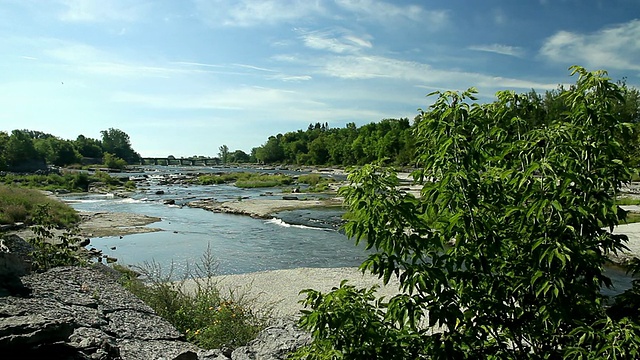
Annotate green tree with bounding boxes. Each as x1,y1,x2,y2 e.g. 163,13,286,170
34,137,81,166
218,145,229,164
0,131,9,170
100,128,140,164
255,136,285,163
103,152,127,170
5,130,41,167
294,67,640,359
74,135,103,158
229,150,250,163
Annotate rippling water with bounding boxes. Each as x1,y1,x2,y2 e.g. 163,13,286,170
66,166,636,295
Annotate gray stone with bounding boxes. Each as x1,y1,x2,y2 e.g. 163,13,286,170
231,320,311,360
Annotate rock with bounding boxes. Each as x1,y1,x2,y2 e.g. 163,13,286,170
0,235,35,297
0,266,200,359
231,320,311,360
155,190,165,195
164,199,176,205
282,196,299,201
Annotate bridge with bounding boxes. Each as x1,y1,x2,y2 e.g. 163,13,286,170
140,157,221,166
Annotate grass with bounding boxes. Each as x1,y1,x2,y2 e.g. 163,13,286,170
297,173,335,193
198,172,293,188
0,185,79,226
0,171,130,192
616,196,640,206
116,246,272,350
623,212,640,224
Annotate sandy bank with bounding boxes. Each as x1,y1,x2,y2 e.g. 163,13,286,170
180,267,401,319
187,197,344,218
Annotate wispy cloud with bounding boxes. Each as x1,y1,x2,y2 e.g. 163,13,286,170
194,0,324,27
469,44,524,57
300,28,373,54
335,0,449,28
57,0,147,22
540,19,640,72
300,54,558,91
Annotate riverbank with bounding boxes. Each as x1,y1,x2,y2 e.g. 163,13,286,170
180,267,402,319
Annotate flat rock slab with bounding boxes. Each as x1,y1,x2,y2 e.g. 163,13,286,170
0,266,200,359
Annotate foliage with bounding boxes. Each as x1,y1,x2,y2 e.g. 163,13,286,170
27,204,87,272
100,128,140,164
103,152,128,170
218,145,230,164
0,171,118,193
297,174,335,192
0,185,79,226
252,119,415,166
34,137,81,166
118,246,271,350
4,130,41,167
295,67,640,359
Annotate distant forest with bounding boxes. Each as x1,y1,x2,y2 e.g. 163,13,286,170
2,83,639,171
251,84,640,167
0,127,140,171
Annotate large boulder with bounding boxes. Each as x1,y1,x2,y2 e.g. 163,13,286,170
0,234,35,297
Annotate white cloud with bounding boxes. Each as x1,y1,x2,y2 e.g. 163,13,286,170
194,0,324,27
57,0,147,22
300,29,373,54
305,54,558,91
335,0,449,28
469,44,524,57
540,19,640,72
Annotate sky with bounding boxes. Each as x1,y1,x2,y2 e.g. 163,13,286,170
1,0,639,158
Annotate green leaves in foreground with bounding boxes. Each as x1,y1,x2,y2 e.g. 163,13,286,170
294,66,640,359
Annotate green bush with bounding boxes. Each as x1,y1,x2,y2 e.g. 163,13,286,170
27,204,88,272
294,67,640,359
118,246,271,350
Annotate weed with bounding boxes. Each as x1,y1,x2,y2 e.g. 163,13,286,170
117,245,271,350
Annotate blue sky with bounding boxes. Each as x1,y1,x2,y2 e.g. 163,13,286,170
1,0,639,157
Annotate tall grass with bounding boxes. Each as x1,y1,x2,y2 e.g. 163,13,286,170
0,171,127,192
0,185,79,226
117,246,272,350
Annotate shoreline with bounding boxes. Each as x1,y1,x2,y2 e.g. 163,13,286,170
179,267,402,319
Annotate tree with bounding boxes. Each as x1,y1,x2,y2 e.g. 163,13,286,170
5,130,41,167
229,150,250,163
255,136,285,163
74,135,103,159
103,153,127,170
100,128,140,164
0,131,8,170
34,137,81,166
294,67,640,359
218,145,229,164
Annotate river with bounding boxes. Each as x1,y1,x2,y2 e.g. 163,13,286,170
66,166,635,296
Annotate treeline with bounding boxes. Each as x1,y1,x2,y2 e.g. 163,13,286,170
0,128,140,171
251,83,640,167
252,119,415,166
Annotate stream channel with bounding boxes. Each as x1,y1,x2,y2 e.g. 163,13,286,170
66,166,635,297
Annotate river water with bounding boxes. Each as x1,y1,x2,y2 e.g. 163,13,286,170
66,166,635,296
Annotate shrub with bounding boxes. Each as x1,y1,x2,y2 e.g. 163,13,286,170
27,204,88,272
294,67,640,359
